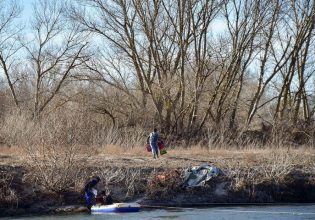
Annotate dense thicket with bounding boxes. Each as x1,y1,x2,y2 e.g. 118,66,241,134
1,0,315,147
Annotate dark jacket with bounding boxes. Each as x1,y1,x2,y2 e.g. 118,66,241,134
84,179,99,192
105,195,113,205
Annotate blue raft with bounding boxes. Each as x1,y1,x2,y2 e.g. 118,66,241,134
91,203,141,213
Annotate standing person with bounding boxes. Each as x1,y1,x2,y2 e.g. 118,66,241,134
84,176,101,209
149,128,159,159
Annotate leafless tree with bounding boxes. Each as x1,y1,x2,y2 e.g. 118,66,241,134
22,0,90,118
1,0,315,146
71,0,224,133
273,0,315,123
245,0,285,126
0,0,22,108
197,0,267,132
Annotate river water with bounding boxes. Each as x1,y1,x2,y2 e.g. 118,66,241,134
6,205,315,220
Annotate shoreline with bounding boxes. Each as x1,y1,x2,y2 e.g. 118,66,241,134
2,203,315,218
1,150,315,217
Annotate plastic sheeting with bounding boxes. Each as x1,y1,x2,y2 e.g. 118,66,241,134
183,164,220,188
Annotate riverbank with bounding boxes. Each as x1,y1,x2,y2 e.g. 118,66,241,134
1,147,315,217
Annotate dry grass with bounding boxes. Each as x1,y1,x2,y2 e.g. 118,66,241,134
0,146,21,155
0,143,314,206
0,109,314,205
1,133,314,199
0,171,18,208
2,144,314,169
94,144,148,156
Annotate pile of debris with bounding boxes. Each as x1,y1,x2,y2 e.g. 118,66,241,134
146,164,222,200
183,164,221,188
146,169,183,200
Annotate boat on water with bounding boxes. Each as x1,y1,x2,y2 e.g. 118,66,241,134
91,203,141,213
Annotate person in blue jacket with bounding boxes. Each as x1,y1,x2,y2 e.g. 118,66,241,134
84,176,101,209
149,128,159,159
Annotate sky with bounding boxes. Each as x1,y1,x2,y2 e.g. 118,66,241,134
18,0,227,33
20,0,34,22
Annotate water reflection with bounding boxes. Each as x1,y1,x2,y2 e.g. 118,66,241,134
7,205,315,220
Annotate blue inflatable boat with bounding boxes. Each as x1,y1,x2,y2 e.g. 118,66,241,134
91,203,141,213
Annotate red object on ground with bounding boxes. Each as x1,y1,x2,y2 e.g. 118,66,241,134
157,174,166,181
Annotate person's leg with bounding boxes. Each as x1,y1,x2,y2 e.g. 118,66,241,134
150,143,156,158
85,191,94,209
153,143,158,158
156,145,159,158
150,144,156,158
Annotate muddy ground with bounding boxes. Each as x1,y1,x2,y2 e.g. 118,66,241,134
1,150,315,217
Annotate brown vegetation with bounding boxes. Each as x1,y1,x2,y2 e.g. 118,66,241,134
0,0,315,216
0,0,315,147
0,170,18,208
0,144,314,216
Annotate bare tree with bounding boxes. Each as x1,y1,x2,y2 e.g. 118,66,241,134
0,0,22,108
274,0,315,123
197,0,266,132
183,0,223,131
1,0,315,146
245,0,286,126
22,0,89,118
71,0,223,133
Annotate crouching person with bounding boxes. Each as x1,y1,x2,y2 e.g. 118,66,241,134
95,190,113,205
95,190,106,204
105,191,113,205
84,176,101,209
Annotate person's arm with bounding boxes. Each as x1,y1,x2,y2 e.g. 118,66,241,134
91,180,97,187
85,181,92,192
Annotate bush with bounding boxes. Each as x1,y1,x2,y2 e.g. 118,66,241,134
0,171,18,208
